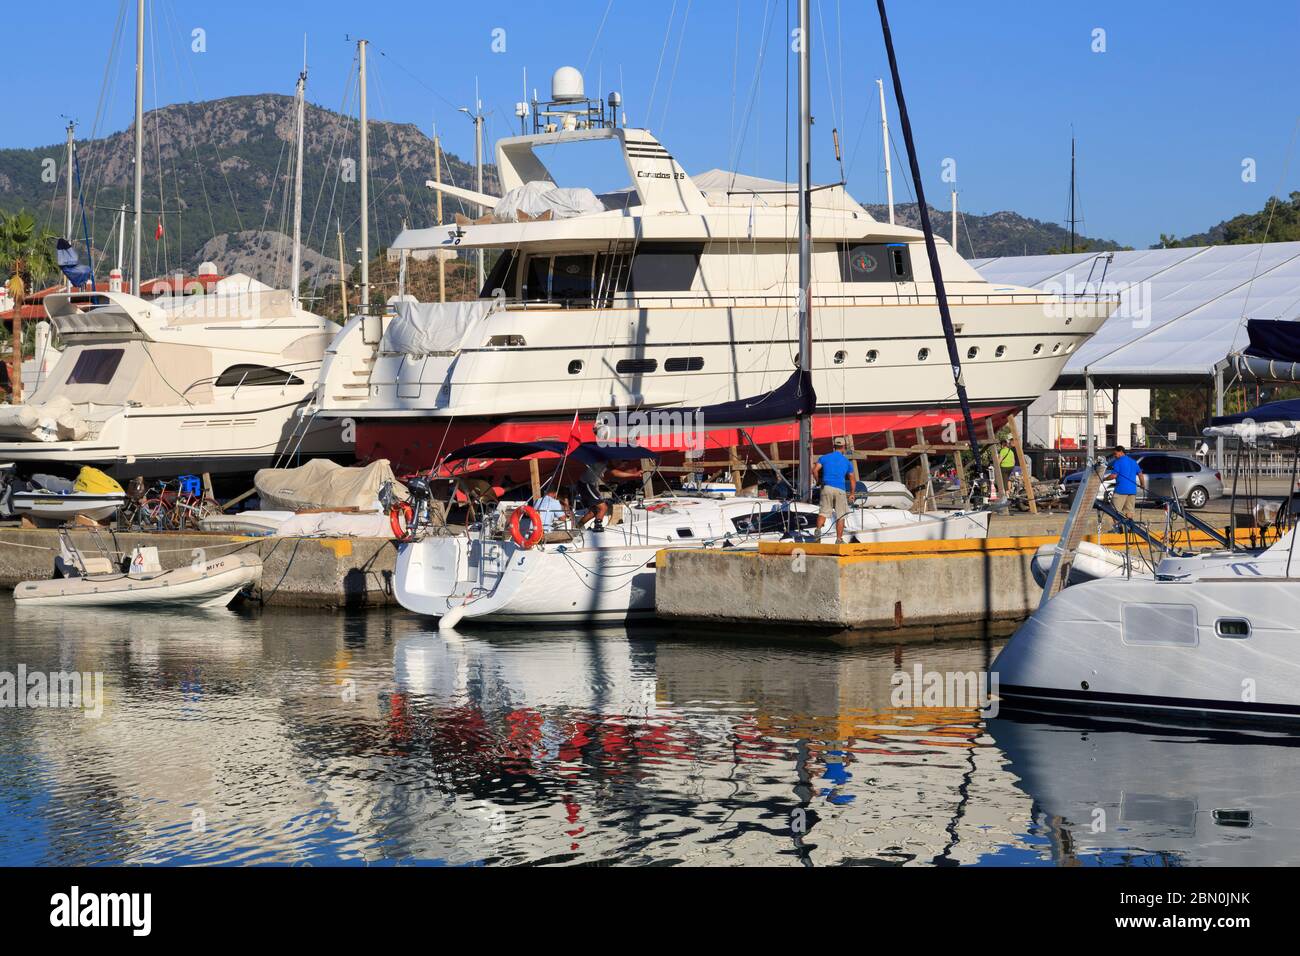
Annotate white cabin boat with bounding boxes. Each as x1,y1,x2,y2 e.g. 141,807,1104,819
0,276,349,478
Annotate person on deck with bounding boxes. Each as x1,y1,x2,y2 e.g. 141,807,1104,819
531,489,570,532
575,459,643,531
1107,445,1145,523
813,438,857,543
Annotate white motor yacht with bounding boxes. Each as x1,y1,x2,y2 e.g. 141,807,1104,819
0,277,349,479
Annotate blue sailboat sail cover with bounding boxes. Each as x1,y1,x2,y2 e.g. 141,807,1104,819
680,369,816,426
55,238,92,287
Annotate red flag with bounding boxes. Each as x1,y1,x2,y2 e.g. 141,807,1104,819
155,218,164,240
564,411,582,455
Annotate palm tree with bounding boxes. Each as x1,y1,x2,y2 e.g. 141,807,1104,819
0,211,59,287
0,210,59,402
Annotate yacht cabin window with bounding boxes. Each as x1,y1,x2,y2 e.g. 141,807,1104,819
838,242,913,282
215,365,305,387
67,348,124,385
480,249,521,299
519,243,702,305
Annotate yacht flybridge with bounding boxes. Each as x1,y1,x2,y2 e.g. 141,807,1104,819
315,67,1116,470
0,276,348,478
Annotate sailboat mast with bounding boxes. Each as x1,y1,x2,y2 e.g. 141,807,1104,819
796,0,814,499
358,38,370,312
875,0,983,485
1068,136,1076,254
64,121,75,291
290,55,307,309
132,0,144,296
877,78,894,225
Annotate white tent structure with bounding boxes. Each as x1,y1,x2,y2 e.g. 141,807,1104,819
973,241,1300,460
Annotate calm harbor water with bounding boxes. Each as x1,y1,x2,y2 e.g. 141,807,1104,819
1,594,1296,866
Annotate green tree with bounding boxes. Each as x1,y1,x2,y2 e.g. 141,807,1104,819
0,210,59,288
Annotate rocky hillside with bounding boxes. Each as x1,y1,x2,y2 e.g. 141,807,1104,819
0,94,495,288
864,202,1124,258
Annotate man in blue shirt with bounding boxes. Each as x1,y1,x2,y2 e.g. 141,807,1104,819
1107,446,1145,522
813,437,858,543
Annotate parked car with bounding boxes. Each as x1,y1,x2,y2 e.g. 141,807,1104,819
1062,452,1224,509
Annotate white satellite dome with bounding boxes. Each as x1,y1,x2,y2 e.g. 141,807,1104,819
551,66,585,103
197,261,219,276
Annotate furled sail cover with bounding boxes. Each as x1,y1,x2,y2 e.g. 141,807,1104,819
381,300,496,356
55,238,93,288
1205,397,1300,441
1233,319,1300,382
680,369,815,427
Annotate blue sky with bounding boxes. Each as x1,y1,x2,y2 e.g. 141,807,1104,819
6,0,1299,249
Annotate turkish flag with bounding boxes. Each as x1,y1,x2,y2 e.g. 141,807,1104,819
563,411,582,456
155,218,164,240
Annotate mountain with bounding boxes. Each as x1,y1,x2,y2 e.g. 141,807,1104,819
0,93,494,291
1155,192,1300,248
863,202,1125,258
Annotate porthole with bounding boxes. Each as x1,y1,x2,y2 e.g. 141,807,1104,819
1065,342,1075,353
917,347,930,361
1216,618,1251,639
567,359,584,375
1033,343,1043,355
833,350,847,365
995,345,1007,358
966,346,979,360
865,349,879,364
1052,342,1061,354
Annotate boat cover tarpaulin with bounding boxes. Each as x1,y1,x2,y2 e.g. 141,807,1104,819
56,239,92,288
443,440,658,466
0,396,89,442
381,300,496,356
493,182,604,222
254,458,408,512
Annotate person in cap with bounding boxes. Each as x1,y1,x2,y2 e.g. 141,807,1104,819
813,437,857,543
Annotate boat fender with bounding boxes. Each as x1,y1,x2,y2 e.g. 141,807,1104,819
390,500,416,541
509,505,545,549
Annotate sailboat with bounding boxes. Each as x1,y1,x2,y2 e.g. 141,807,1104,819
994,396,1300,723
0,1,347,482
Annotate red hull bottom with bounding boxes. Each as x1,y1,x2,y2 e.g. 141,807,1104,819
355,405,1022,476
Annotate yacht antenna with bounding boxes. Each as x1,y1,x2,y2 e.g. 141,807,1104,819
358,38,370,312
132,0,144,295
876,78,894,225
1068,134,1078,254
951,189,958,250
876,0,983,491
290,45,307,309
796,0,815,500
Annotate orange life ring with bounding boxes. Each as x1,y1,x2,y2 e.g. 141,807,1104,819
509,505,545,549
390,500,415,541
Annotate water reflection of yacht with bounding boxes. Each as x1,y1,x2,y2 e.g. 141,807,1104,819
989,712,1300,866
0,278,349,479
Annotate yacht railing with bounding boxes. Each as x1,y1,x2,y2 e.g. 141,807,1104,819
488,290,1113,312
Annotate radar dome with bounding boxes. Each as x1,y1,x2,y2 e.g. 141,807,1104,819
551,66,585,103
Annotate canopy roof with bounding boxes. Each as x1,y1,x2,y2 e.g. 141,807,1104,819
972,241,1300,386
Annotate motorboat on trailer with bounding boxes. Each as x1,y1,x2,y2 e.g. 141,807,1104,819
0,276,350,481
313,65,1115,471
391,440,988,627
994,398,1300,723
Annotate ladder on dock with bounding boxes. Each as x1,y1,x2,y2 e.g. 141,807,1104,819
1038,462,1105,606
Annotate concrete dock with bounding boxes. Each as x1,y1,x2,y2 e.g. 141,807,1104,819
655,522,1245,638
0,527,398,608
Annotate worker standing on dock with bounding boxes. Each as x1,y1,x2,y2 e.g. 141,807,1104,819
1107,446,1145,522
814,438,856,544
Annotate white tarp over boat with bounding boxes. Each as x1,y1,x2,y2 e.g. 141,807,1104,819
0,396,89,442
493,181,604,222
254,458,408,512
1203,420,1300,441
381,300,496,356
